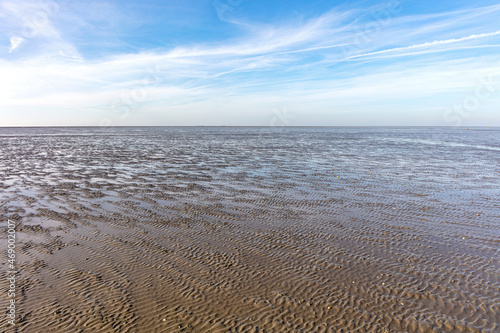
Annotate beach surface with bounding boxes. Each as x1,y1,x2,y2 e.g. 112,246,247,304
0,127,499,332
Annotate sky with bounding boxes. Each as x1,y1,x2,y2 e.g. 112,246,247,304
1,0,499,126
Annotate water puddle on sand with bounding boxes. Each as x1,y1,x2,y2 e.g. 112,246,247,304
22,218,64,229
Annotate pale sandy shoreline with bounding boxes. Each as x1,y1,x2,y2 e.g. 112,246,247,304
1,127,499,332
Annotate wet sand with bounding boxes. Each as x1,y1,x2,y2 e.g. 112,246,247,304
0,127,499,332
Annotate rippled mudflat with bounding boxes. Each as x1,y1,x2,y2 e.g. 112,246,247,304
0,127,499,332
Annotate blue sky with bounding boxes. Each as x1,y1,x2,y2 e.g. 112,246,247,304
1,0,499,126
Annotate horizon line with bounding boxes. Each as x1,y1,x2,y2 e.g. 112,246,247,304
0,125,495,128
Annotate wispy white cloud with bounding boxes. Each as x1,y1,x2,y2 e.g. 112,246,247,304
8,36,24,52
344,30,500,60
1,1,500,126
0,0,82,60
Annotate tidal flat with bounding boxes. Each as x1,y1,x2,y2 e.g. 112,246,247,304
0,127,499,332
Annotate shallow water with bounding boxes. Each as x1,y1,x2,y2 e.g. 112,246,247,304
0,127,499,332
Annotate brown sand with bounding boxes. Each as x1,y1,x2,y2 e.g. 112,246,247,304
0,128,499,332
